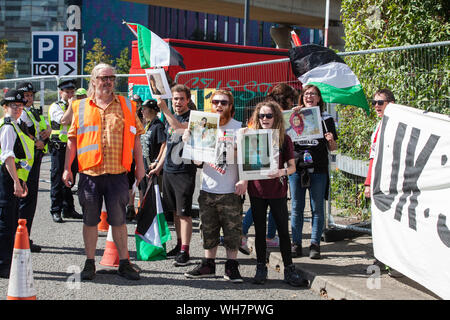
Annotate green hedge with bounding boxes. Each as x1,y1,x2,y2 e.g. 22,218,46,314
333,0,450,217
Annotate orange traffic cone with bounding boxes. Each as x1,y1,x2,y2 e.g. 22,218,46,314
7,219,36,300
98,201,109,232
100,226,120,267
135,200,140,216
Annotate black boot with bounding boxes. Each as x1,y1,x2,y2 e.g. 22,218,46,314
284,264,309,287
252,263,268,284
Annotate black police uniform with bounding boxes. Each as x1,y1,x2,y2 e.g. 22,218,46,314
0,90,32,278
16,82,48,252
48,79,81,223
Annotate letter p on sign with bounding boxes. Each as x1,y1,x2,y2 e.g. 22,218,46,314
38,39,53,59
64,35,76,48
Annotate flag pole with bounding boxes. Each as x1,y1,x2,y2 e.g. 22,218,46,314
323,0,331,232
123,20,138,38
324,0,330,47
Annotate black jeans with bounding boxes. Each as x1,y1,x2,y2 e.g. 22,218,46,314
250,196,293,266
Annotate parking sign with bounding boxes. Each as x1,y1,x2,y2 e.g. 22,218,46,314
32,32,78,76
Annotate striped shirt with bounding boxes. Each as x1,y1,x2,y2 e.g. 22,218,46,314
68,95,144,176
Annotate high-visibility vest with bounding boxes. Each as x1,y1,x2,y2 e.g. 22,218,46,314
48,101,69,143
25,107,48,153
71,96,136,172
0,118,35,182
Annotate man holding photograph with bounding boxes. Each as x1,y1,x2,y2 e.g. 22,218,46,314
151,84,196,267
183,89,247,282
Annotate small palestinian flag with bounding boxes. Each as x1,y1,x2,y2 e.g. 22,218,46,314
124,21,185,69
289,44,370,115
135,177,171,261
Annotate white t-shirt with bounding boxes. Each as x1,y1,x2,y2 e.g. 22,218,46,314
48,101,67,124
201,118,242,194
0,119,18,163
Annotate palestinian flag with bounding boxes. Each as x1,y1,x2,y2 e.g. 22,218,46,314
289,44,370,115
135,177,171,261
124,21,185,69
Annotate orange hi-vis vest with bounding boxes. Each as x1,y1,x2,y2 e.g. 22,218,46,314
72,96,137,172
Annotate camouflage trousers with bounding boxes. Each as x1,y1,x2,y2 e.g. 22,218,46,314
198,190,243,250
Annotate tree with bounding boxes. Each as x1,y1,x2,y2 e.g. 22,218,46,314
115,47,131,74
332,1,449,217
338,0,450,159
0,39,14,79
114,47,131,92
84,38,113,75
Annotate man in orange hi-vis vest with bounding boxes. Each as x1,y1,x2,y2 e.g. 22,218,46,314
63,63,145,281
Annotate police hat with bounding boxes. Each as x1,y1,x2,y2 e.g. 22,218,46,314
1,89,27,105
58,79,76,90
142,99,159,112
16,82,36,93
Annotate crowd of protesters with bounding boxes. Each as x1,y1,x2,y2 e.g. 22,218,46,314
0,62,393,286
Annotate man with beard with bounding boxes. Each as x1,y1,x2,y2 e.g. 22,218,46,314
63,63,145,281
184,90,247,282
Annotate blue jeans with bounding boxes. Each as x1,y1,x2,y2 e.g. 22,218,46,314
242,207,277,239
289,172,327,245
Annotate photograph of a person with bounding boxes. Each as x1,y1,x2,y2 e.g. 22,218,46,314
237,129,277,180
243,134,270,171
182,110,219,163
283,106,323,142
145,68,172,99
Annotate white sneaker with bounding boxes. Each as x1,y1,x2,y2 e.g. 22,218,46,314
266,236,279,247
239,236,250,255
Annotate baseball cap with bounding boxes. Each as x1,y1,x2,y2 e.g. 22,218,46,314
75,88,87,96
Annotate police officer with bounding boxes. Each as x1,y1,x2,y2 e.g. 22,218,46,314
0,89,34,278
48,79,82,223
16,82,51,252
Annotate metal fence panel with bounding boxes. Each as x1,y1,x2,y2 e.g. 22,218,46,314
1,41,448,234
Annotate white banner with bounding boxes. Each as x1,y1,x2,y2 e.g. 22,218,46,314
371,103,450,299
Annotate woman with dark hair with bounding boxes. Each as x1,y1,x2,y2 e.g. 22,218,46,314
265,83,299,111
247,100,308,287
289,84,337,259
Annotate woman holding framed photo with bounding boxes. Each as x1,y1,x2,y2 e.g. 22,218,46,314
289,85,338,259
246,101,308,287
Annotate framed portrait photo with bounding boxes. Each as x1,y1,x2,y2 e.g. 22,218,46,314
283,106,323,142
145,68,172,99
236,129,278,180
182,110,220,163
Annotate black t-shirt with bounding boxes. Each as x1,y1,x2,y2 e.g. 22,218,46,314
163,110,196,174
141,117,166,170
293,113,338,174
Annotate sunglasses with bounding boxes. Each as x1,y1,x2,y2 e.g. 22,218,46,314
372,100,387,106
258,113,273,119
97,75,116,82
211,99,229,106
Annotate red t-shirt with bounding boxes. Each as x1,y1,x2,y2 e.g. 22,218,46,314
248,134,294,199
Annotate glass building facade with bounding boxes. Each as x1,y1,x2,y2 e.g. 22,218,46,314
0,0,68,76
1,0,321,78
